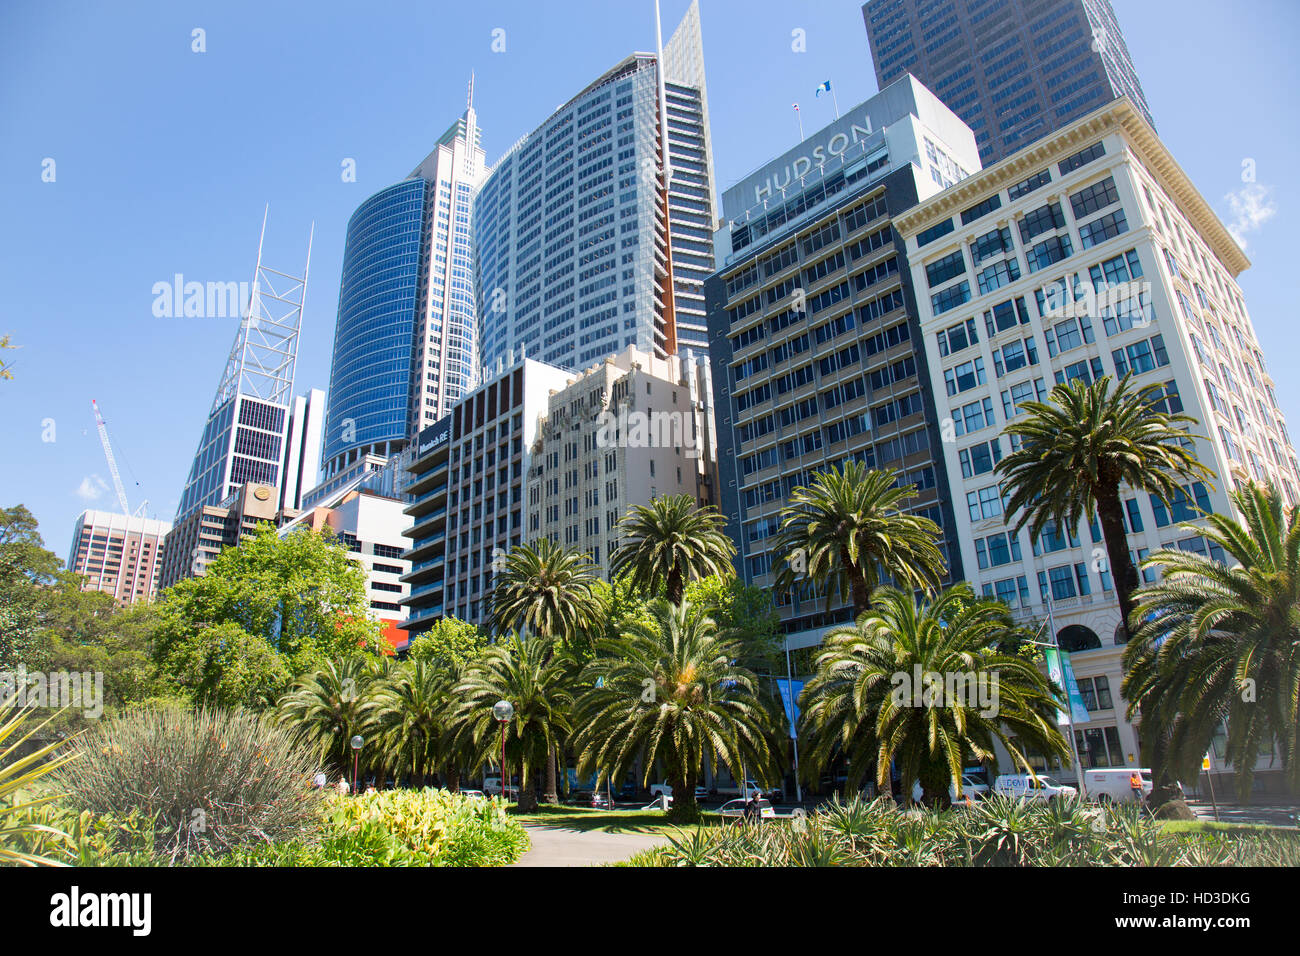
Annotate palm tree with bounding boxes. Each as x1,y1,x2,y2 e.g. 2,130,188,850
489,537,604,803
369,660,445,788
773,461,945,617
997,374,1210,644
570,599,780,821
490,538,604,650
433,657,477,792
799,585,1068,807
448,638,573,813
276,656,378,780
1124,482,1300,801
611,494,736,606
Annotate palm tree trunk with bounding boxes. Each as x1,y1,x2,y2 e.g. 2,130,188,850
544,745,559,804
842,549,871,618
667,567,684,606
1099,480,1180,804
666,766,699,821
1096,481,1140,643
518,776,539,812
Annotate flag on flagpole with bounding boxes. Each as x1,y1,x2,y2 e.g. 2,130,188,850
816,79,840,118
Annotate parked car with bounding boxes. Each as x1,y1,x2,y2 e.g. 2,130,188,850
993,773,1077,802
459,789,486,800
648,782,709,801
1084,768,1153,804
720,798,775,820
715,779,766,800
910,774,990,804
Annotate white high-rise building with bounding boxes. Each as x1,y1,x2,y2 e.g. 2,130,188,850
896,97,1299,782
472,1,716,374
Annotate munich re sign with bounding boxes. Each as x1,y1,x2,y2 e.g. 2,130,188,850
418,420,449,455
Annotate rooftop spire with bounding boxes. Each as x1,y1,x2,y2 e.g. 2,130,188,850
467,71,475,111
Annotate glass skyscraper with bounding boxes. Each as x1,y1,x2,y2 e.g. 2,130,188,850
322,100,487,478
862,0,1153,166
472,0,716,375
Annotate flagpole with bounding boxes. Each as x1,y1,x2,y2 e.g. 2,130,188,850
831,82,840,119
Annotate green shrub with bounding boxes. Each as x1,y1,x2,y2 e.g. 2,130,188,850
325,789,529,866
51,705,326,862
1,703,78,866
624,795,1298,867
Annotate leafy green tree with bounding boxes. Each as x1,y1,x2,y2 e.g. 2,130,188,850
404,616,486,670
799,585,1068,807
571,599,780,821
489,537,604,803
1124,482,1300,800
684,574,781,672
611,494,735,606
448,638,574,812
32,595,164,735
997,374,1210,644
773,462,945,617
150,525,382,708
0,505,62,670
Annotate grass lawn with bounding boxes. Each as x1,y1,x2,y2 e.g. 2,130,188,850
1161,819,1300,839
512,804,722,834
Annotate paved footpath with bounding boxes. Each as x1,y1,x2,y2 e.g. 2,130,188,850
512,824,667,867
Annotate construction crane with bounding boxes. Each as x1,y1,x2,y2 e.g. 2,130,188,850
90,399,135,516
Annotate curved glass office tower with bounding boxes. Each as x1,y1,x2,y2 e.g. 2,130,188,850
473,0,716,374
322,178,427,472
322,101,488,478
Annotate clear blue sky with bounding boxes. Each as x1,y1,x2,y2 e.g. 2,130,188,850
2,0,1297,561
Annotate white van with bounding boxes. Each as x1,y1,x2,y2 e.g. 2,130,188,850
910,774,990,804
1084,768,1152,804
993,773,1078,802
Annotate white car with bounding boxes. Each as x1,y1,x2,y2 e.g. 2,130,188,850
993,773,1078,802
720,798,775,820
459,789,486,800
910,774,990,804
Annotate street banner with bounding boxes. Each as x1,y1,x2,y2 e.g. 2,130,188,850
774,677,804,739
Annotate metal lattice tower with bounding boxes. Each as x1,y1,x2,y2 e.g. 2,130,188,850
212,208,313,411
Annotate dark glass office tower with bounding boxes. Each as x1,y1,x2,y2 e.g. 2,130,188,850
706,77,977,641
322,101,487,480
862,0,1153,166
